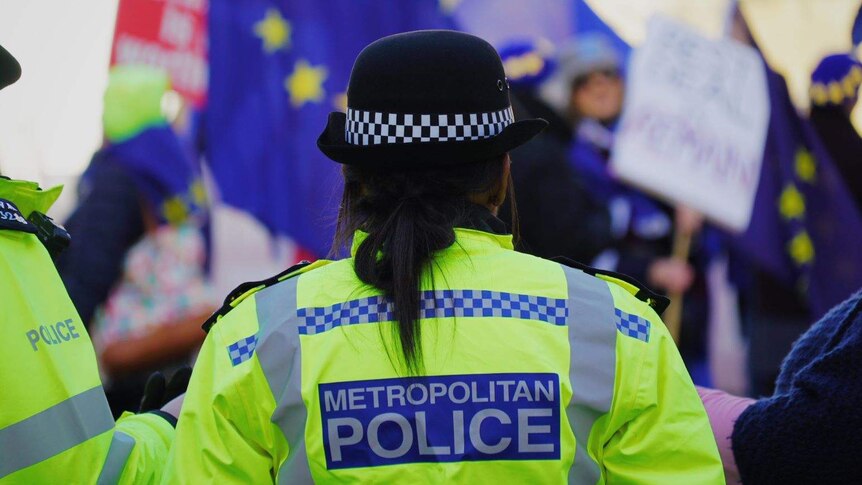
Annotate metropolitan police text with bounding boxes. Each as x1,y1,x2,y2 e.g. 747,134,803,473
319,373,562,469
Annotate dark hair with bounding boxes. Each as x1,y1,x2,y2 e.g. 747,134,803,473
332,156,515,374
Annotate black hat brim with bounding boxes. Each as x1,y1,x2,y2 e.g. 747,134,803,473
317,111,548,168
0,45,21,91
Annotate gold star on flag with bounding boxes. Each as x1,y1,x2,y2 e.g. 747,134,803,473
162,196,189,225
795,149,816,183
254,8,291,53
190,179,208,206
779,184,805,220
787,230,815,266
285,60,328,108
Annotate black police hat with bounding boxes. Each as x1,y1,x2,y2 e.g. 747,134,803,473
0,45,21,91
318,30,548,168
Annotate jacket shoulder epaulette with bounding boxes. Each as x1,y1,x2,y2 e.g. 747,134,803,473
554,257,670,315
203,260,316,332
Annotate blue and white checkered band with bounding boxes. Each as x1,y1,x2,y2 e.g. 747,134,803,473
227,334,259,366
345,106,515,146
613,308,651,343
297,289,568,335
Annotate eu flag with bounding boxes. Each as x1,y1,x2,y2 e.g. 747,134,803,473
207,1,453,257
734,68,862,319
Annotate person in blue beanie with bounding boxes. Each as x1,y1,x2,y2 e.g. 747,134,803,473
808,53,862,210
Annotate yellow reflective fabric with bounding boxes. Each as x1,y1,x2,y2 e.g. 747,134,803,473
600,285,724,484
0,178,174,484
0,182,111,484
112,412,176,485
166,228,722,484
163,300,288,485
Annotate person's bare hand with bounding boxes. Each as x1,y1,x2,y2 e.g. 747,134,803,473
648,258,695,294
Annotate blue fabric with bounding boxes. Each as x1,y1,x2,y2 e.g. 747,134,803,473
206,0,453,257
498,40,556,88
853,5,862,47
811,54,862,86
568,135,669,240
58,157,145,328
100,125,205,225
451,0,573,48
732,289,862,483
452,0,629,60
572,0,630,63
731,68,862,320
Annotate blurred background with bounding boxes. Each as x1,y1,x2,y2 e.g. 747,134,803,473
2,0,861,414
2,1,859,218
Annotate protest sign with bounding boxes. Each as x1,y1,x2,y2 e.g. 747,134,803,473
110,0,208,106
611,16,769,231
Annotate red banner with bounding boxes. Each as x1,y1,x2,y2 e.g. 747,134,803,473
111,0,208,107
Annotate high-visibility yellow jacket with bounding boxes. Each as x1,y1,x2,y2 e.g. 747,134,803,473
164,228,723,484
0,177,174,484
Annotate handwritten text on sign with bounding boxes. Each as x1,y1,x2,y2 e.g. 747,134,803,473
611,16,769,231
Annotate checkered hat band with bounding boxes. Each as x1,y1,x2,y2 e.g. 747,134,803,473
296,289,568,335
345,107,515,146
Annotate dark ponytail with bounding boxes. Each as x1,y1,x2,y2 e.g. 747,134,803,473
333,156,512,374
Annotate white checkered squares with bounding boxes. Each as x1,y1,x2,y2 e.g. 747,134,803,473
345,106,515,146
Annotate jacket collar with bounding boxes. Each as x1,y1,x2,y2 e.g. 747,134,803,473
0,177,63,217
350,205,513,256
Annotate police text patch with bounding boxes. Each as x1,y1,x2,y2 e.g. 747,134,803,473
319,373,561,469
0,198,35,233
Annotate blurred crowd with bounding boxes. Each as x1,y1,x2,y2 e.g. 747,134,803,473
47,10,862,421
5,2,862,483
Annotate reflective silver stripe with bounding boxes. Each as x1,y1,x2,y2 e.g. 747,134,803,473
561,266,617,485
254,277,314,484
96,431,135,485
0,385,114,479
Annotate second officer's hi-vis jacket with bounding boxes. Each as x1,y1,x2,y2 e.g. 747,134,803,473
0,177,174,484
164,226,724,484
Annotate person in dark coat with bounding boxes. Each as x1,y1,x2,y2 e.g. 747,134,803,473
808,53,862,210
699,288,862,483
496,39,614,264
545,34,699,296
57,65,213,416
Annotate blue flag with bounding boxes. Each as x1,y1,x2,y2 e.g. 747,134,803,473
451,0,629,58
734,68,862,318
572,0,629,60
853,4,862,47
207,0,454,257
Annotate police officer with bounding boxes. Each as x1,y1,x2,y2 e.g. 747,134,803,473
164,31,723,484
0,44,182,483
